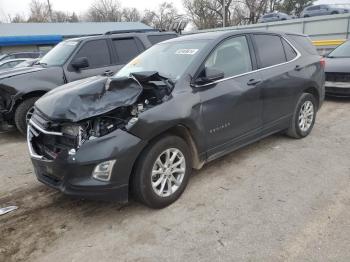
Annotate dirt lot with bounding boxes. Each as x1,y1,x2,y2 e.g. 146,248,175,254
0,99,349,262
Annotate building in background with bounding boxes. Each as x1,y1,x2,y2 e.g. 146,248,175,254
0,22,153,54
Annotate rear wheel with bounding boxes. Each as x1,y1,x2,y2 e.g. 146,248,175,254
132,135,191,209
286,93,317,139
14,97,39,135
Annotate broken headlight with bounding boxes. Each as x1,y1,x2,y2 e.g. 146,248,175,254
61,124,81,137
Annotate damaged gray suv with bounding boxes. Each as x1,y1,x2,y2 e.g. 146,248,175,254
28,30,325,208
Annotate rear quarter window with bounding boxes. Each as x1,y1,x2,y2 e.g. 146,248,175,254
286,34,318,55
281,39,297,61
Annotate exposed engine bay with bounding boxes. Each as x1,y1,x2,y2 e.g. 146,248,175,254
30,71,173,159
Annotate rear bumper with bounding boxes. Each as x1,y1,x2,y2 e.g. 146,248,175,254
325,81,350,97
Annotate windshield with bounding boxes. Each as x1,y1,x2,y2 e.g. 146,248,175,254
116,40,207,81
328,41,350,58
39,41,79,66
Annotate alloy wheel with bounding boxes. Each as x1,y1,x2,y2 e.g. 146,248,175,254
151,148,186,197
298,101,314,132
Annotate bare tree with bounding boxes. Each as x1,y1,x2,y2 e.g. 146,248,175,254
11,14,27,23
86,0,122,22
122,8,141,22
183,0,248,29
183,0,221,29
27,0,50,22
142,2,179,31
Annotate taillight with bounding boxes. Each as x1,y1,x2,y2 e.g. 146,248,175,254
320,57,325,69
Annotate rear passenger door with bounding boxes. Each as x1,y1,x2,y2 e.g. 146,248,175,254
252,34,302,132
64,39,117,82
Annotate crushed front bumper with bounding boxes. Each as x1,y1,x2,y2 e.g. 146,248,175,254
325,81,350,97
27,120,146,202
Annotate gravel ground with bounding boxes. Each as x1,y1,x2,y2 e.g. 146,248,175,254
0,99,349,262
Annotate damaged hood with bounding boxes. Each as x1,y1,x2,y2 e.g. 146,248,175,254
35,72,169,122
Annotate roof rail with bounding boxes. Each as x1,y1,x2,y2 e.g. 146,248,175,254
104,29,159,35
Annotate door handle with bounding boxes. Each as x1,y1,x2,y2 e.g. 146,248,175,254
247,79,261,86
103,70,114,76
294,65,303,71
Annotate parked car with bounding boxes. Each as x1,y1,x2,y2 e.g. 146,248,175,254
14,58,40,69
0,52,42,62
324,40,350,97
301,4,349,18
0,30,177,134
27,30,325,208
258,12,291,23
0,58,31,71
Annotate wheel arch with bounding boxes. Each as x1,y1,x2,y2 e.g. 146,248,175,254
13,90,47,112
303,86,320,109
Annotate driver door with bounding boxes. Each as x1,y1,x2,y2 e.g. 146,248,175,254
197,35,263,160
64,39,119,82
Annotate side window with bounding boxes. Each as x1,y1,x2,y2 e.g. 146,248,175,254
113,38,142,64
73,40,111,69
254,34,286,68
204,36,252,78
148,34,177,45
281,38,297,61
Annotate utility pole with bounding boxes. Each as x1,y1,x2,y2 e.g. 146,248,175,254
222,0,226,28
47,0,53,22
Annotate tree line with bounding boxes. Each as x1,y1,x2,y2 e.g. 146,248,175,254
2,0,316,30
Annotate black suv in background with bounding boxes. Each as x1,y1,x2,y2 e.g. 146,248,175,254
0,31,177,134
28,30,325,208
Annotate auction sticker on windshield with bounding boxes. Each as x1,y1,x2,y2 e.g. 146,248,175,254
175,49,199,55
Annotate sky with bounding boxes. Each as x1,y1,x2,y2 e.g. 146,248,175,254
0,0,185,20
0,0,349,21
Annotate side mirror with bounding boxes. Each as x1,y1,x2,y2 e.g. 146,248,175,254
195,67,225,86
71,57,89,70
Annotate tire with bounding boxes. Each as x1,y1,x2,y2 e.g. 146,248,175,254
132,135,192,209
14,97,39,135
304,15,309,18
286,93,317,139
331,11,338,15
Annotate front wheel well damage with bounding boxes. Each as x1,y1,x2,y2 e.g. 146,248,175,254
128,124,203,195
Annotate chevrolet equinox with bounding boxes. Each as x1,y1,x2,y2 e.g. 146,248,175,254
27,30,325,208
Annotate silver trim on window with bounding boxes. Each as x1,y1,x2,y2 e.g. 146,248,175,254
192,35,302,88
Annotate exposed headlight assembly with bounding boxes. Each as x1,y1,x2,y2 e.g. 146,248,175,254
61,124,81,137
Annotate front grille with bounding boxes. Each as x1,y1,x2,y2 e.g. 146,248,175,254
326,72,350,82
33,134,76,160
29,117,78,160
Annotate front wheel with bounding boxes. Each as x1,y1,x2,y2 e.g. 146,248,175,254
132,135,191,209
286,93,317,139
14,97,39,135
